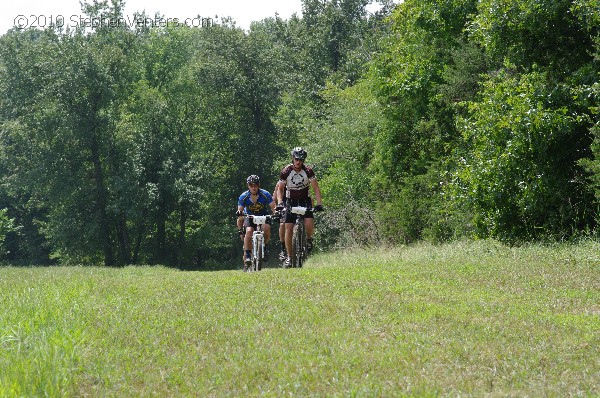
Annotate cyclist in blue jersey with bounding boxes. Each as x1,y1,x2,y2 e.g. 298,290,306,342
236,175,276,268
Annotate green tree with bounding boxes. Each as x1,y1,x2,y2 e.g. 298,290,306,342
114,26,205,265
0,1,139,265
451,68,595,240
302,80,383,248
470,0,595,73
368,0,479,242
302,0,371,75
577,36,600,221
0,208,15,256
0,30,51,263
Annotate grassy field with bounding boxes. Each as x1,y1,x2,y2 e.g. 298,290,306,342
1,239,599,397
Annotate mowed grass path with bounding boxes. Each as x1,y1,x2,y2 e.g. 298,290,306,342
1,240,599,397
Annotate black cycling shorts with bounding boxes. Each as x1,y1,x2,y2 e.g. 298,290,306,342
243,215,272,229
283,197,314,223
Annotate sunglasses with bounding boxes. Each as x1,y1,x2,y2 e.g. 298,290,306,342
293,158,305,162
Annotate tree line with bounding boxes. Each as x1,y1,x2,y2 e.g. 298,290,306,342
0,0,598,267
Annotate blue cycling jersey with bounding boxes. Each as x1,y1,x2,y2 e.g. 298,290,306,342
237,189,273,215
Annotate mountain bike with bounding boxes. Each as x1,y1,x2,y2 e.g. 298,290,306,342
245,214,273,272
287,206,321,268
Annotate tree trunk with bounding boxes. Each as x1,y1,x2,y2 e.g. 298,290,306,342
156,199,167,264
89,131,114,266
116,210,131,264
177,205,187,267
132,213,145,265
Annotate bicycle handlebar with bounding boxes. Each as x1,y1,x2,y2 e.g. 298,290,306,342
246,214,274,225
289,205,323,215
237,206,321,221
289,206,310,215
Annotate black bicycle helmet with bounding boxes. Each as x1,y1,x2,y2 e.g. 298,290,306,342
291,147,307,160
246,174,260,184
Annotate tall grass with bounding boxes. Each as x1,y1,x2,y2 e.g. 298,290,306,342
1,239,599,397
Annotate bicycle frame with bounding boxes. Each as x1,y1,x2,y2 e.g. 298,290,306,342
246,215,271,272
288,206,311,268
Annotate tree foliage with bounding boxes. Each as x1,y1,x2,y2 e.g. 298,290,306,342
0,0,598,265
452,68,595,240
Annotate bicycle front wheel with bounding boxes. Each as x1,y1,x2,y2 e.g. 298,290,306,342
253,234,263,271
256,238,263,271
291,223,305,268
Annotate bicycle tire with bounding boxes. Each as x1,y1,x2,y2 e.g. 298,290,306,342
252,233,263,272
299,226,307,267
291,223,304,268
256,237,263,271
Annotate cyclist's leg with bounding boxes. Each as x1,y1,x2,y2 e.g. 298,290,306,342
278,222,286,259
304,211,315,253
283,206,297,258
305,218,315,239
278,198,287,257
278,222,285,244
261,224,271,261
243,218,255,266
263,223,271,244
300,197,314,239
244,226,253,251
284,222,294,257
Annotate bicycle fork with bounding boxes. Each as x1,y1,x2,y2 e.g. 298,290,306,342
252,231,264,271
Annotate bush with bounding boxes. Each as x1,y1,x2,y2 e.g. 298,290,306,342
450,68,596,241
0,208,15,257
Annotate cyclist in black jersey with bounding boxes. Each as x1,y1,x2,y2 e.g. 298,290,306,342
275,147,323,267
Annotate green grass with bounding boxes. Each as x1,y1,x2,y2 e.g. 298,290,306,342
1,239,599,397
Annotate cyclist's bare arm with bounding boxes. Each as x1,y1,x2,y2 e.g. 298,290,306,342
272,183,279,204
276,181,285,206
310,178,322,207
236,205,244,230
